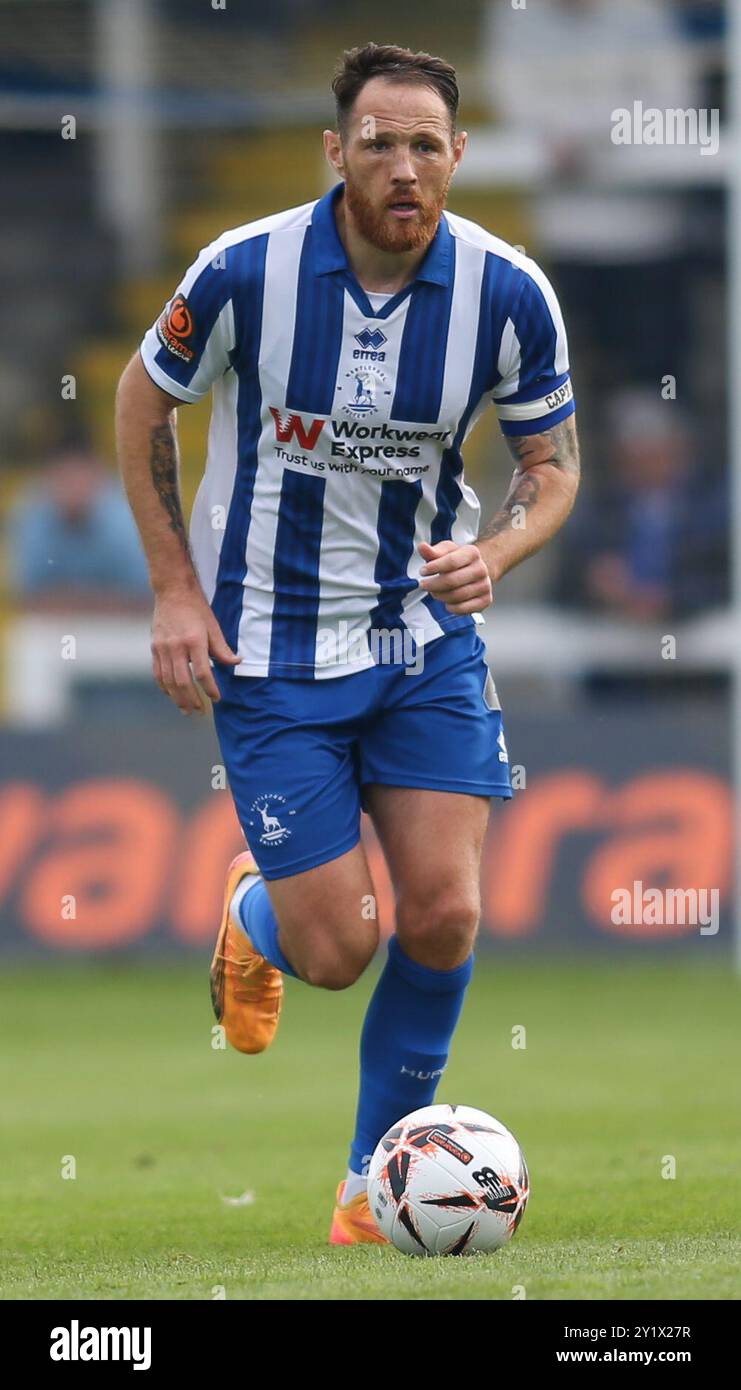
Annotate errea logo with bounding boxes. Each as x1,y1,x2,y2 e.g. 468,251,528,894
354,326,387,361
355,326,386,351
50,1319,151,1370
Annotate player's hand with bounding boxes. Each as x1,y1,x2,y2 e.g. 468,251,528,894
151,584,240,715
417,540,494,615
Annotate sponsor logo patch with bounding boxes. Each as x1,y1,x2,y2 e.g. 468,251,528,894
269,408,326,450
156,293,195,362
426,1128,474,1165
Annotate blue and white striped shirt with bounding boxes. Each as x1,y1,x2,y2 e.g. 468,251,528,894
140,182,575,679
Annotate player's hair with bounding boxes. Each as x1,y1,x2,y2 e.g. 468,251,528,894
332,42,459,137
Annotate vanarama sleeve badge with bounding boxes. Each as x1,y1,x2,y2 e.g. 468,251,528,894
156,293,195,363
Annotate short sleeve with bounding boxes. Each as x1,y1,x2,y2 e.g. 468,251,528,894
492,260,575,437
139,239,236,403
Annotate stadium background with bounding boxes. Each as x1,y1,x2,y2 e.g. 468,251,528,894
0,0,739,1302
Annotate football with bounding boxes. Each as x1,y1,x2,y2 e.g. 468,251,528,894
367,1103,530,1257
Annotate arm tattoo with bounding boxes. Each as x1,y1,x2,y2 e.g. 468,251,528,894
505,415,581,475
149,421,190,553
481,417,580,540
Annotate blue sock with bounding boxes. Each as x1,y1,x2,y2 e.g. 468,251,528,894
348,934,474,1175
235,879,299,978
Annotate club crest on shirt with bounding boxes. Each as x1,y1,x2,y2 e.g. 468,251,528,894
339,366,392,419
156,293,195,362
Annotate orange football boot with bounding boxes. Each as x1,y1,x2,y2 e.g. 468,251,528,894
328,1180,390,1246
209,850,283,1055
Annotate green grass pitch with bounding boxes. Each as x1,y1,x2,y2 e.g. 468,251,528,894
1,958,739,1300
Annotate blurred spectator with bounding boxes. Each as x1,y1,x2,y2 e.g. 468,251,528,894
557,391,728,619
8,439,151,611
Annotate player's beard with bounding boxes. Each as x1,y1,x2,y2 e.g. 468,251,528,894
342,170,452,254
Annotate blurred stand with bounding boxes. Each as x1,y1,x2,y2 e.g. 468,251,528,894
481,0,696,388
93,0,161,275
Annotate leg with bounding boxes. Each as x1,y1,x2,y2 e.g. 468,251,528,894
344,787,491,1181
212,665,380,991
262,842,379,989
342,627,510,1189
367,785,490,969
255,778,487,989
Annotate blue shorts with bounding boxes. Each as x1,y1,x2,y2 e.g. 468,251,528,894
212,627,512,880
